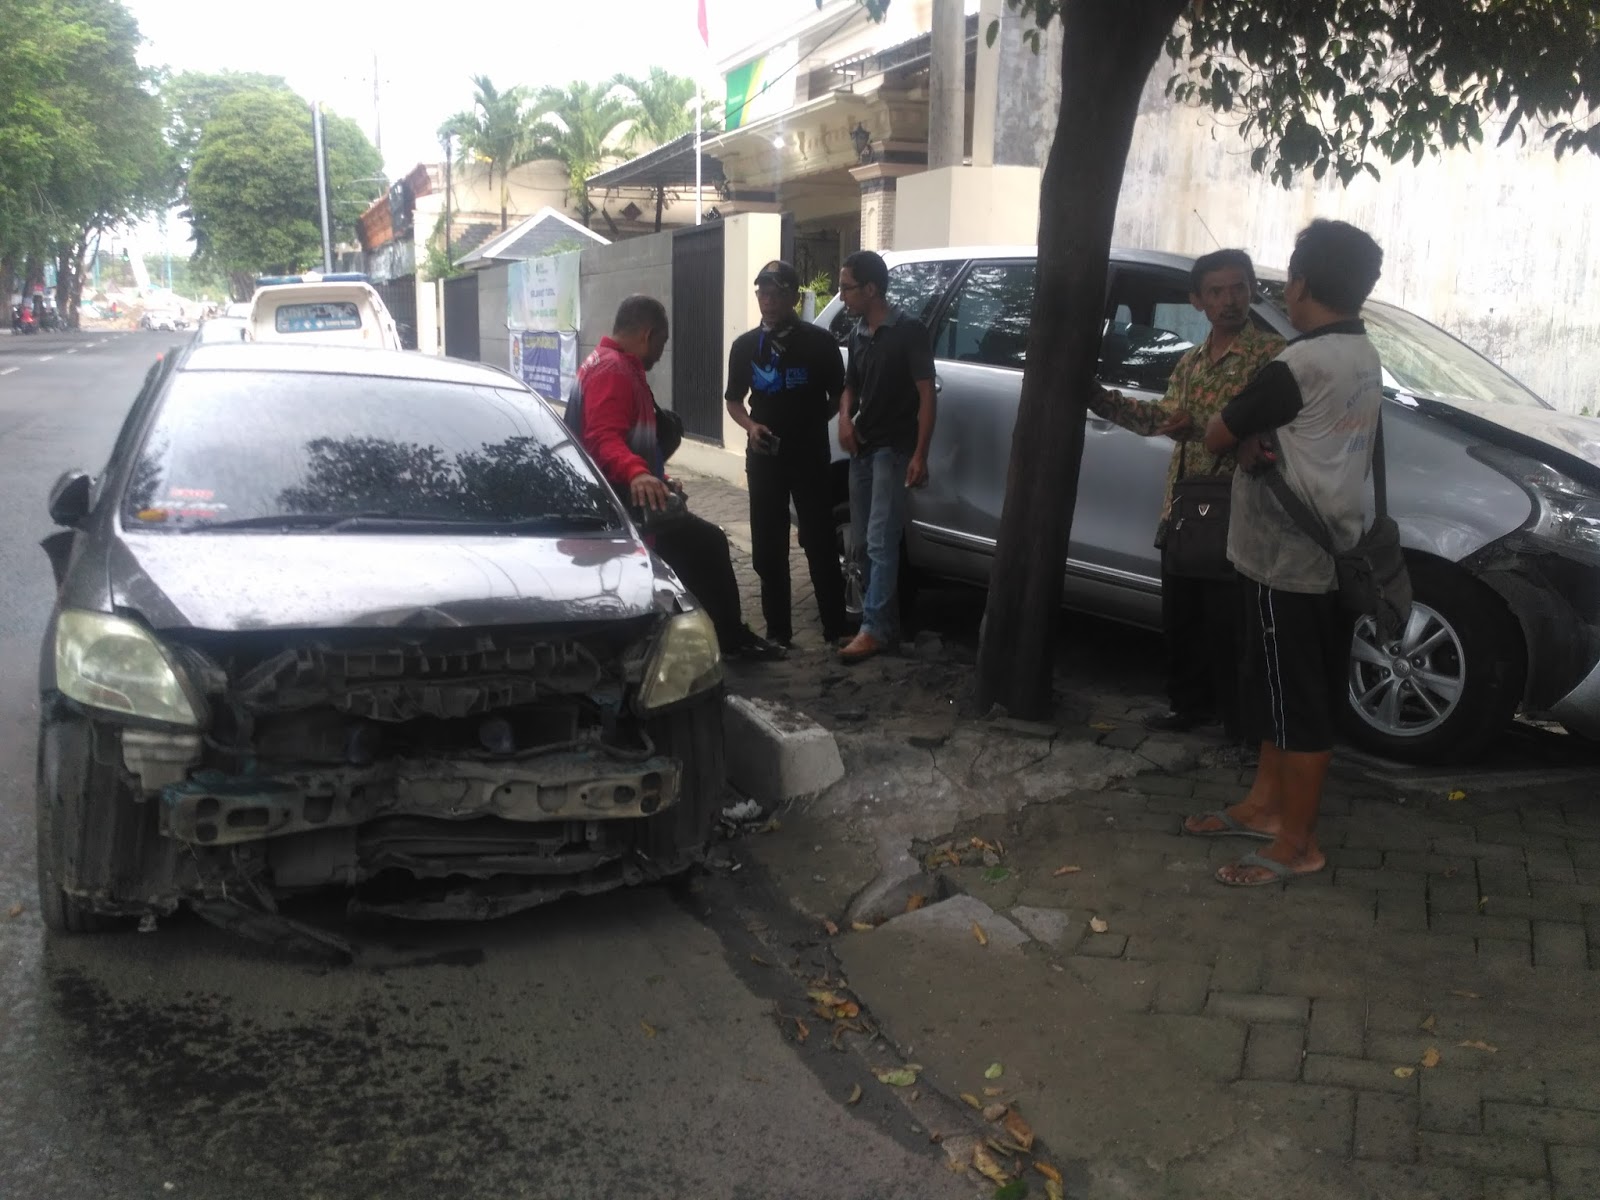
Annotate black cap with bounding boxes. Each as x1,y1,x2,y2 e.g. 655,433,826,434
754,260,800,289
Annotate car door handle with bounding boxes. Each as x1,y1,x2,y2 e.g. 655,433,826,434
933,375,943,394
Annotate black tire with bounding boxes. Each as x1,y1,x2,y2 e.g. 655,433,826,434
1339,560,1525,764
35,716,126,933
632,693,727,871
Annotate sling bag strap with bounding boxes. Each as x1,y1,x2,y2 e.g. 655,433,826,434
1261,409,1388,553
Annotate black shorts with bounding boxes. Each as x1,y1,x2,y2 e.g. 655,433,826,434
1239,579,1351,753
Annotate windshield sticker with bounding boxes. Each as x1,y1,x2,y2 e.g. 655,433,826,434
139,495,229,522
274,302,361,333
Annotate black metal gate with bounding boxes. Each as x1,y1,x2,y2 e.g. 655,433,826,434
443,273,480,361
671,223,726,444
373,276,418,349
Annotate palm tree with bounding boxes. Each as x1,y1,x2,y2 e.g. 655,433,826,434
527,81,637,229
613,69,722,231
439,75,531,230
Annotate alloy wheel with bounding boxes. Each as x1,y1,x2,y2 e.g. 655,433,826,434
1348,602,1466,738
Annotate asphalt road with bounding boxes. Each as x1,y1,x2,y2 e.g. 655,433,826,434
0,332,974,1200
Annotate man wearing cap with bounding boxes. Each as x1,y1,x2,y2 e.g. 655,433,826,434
725,260,851,647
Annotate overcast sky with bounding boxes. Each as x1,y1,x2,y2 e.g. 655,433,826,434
122,0,817,254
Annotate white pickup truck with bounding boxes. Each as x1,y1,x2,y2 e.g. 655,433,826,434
246,274,403,351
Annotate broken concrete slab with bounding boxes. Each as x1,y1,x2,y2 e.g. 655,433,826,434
723,695,844,809
878,894,1029,953
1009,905,1079,947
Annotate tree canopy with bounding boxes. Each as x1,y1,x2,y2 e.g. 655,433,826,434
528,80,638,228
440,76,534,231
185,88,381,282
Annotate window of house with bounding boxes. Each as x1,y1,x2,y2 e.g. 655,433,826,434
933,261,1036,369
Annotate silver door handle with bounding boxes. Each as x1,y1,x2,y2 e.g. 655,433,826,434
933,375,943,393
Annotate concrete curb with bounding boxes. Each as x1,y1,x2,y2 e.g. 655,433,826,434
723,694,844,812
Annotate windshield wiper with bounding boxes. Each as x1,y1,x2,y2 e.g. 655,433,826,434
488,513,620,533
176,512,478,534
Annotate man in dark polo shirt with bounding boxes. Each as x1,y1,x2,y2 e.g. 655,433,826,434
835,249,936,663
725,260,850,647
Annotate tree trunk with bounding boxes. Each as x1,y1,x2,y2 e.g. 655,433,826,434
654,186,666,233
973,0,1187,718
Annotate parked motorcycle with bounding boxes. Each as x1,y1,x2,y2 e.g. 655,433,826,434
11,304,37,334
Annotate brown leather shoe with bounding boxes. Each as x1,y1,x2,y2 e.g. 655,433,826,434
838,632,885,664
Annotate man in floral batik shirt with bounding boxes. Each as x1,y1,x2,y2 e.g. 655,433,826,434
1091,250,1286,750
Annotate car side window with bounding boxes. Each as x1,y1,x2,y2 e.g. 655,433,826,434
933,261,1036,369
1099,270,1200,393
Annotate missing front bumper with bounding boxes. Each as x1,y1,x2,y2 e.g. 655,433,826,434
161,752,681,846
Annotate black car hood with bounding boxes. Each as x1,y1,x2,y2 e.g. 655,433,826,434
106,529,677,633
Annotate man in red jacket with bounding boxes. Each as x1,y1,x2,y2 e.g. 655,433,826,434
575,295,784,661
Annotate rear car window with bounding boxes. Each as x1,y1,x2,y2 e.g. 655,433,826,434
274,302,362,333
123,370,618,530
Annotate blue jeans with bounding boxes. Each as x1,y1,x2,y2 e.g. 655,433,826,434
848,447,911,644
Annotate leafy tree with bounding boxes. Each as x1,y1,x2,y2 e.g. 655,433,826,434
612,68,723,231
528,81,636,228
162,69,292,177
833,0,1600,718
0,0,172,319
186,89,381,287
440,76,533,231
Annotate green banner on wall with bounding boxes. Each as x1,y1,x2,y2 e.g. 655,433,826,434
724,57,766,132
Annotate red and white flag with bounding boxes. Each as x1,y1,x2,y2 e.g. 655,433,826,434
697,0,709,46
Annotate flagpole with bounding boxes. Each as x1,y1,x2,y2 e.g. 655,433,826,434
696,0,708,225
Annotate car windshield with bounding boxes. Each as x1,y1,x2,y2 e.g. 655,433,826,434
123,369,623,533
1258,281,1546,409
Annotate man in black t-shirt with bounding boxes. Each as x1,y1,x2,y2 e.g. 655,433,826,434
725,260,849,646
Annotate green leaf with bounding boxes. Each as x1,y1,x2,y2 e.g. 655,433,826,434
986,19,999,48
994,1181,1030,1200
983,867,1012,883
874,1066,920,1087
985,1061,1005,1080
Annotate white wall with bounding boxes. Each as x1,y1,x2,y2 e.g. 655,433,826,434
477,264,510,375
721,213,785,449
895,165,1041,250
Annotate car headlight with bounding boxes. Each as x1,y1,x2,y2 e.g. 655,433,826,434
1471,445,1600,565
637,609,724,711
54,611,201,727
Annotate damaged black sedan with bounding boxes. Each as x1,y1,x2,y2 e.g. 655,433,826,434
36,343,726,935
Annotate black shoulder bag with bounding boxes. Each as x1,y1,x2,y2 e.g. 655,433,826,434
1160,441,1236,581
1262,413,1413,641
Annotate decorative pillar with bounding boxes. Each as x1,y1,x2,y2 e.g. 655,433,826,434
849,159,925,253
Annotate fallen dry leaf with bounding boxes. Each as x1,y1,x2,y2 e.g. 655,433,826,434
1090,721,1117,732
982,1102,1009,1122
905,893,927,913
822,919,840,937
1447,789,1467,801
641,1021,658,1039
749,954,773,968
5,903,22,919
809,989,846,1007
1089,916,1110,934
1421,1047,1442,1069
1035,1162,1064,1184
961,1092,982,1109
1002,1109,1036,1151
874,1066,921,1087
972,921,990,947
985,1062,1005,1080
971,1144,1010,1186
794,1018,810,1044
1452,990,1482,1000
1052,864,1082,877
1046,1180,1067,1200
851,921,875,933
1393,1066,1415,1079
1420,1014,1437,1033
847,1083,862,1106
983,1086,1006,1097
1459,1039,1499,1053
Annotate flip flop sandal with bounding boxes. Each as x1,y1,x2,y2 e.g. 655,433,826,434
1215,851,1323,888
1182,810,1273,841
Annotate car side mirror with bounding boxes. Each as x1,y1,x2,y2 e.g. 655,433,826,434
48,470,92,528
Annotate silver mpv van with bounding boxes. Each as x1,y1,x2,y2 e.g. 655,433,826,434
816,246,1600,764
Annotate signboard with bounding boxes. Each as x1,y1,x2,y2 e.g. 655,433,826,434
507,249,582,401
724,41,798,131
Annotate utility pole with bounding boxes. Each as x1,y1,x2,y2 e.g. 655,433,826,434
441,134,454,264
373,54,383,164
312,101,334,272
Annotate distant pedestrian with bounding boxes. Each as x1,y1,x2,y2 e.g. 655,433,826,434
725,260,850,648
574,294,785,662
1091,250,1286,750
835,250,936,664
1184,219,1387,887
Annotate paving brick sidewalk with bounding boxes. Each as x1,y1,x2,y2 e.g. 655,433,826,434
687,463,1600,1197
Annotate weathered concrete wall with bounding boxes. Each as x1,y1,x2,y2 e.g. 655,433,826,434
476,264,509,376
1110,66,1600,414
576,231,675,412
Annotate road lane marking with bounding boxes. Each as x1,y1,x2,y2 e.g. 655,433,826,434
67,348,78,354
0,367,17,376
39,354,54,362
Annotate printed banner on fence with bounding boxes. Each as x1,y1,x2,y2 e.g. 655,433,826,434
506,250,580,333
511,329,580,404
